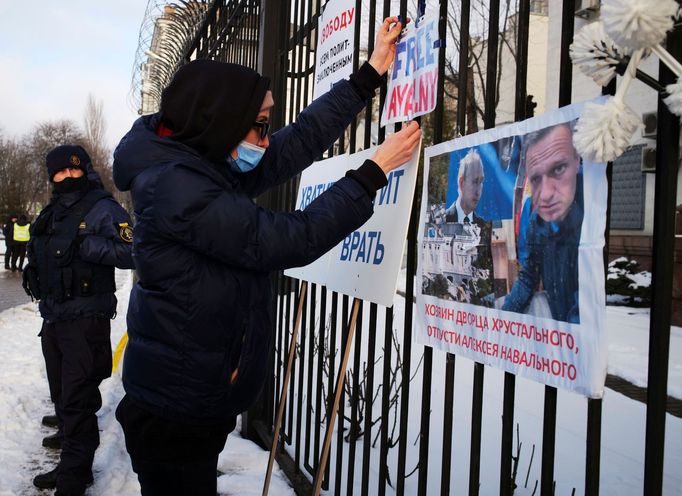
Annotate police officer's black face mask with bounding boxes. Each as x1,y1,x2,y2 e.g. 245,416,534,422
53,174,89,194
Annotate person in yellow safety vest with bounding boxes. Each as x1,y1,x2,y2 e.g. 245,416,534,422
11,214,30,272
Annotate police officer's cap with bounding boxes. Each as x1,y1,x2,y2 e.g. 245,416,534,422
46,145,90,181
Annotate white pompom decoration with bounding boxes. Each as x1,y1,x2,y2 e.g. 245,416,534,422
664,82,682,117
574,98,640,162
574,50,645,163
570,22,629,87
602,0,678,51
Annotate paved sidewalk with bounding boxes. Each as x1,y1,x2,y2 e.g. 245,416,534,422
0,268,31,313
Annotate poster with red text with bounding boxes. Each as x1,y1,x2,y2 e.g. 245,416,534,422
415,102,608,398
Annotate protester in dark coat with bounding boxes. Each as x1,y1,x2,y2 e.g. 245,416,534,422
25,145,134,496
3,214,17,270
10,214,30,271
112,16,419,495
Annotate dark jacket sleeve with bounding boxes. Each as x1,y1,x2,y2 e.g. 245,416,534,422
238,63,382,198
79,198,135,269
154,165,375,272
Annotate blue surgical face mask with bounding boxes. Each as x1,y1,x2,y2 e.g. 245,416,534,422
227,141,266,173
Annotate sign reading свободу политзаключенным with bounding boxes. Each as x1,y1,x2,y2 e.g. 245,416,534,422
312,0,356,101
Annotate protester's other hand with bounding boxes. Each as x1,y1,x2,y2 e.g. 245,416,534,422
372,121,421,175
368,16,405,76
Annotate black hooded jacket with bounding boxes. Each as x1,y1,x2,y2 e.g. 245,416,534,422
113,61,387,422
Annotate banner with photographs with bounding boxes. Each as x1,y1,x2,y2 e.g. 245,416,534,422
415,102,608,398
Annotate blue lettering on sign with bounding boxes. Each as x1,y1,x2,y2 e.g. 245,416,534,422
390,21,437,80
375,169,405,206
299,181,336,210
340,230,384,265
392,42,407,80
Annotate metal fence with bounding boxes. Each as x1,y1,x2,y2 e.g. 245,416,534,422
180,0,680,494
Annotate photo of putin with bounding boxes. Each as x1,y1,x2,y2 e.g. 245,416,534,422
445,149,486,226
502,122,583,323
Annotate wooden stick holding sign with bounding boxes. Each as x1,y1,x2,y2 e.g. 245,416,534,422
262,280,307,496
312,297,361,495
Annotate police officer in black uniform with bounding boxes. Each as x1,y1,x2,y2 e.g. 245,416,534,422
23,145,134,496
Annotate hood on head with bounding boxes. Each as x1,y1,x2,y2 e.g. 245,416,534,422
159,59,270,163
113,114,205,192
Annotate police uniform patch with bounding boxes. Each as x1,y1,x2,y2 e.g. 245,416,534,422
69,155,81,166
118,223,133,243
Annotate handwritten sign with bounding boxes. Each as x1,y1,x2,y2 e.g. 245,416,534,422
380,15,439,126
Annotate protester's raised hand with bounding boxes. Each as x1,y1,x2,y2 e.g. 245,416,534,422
372,121,421,175
368,16,405,76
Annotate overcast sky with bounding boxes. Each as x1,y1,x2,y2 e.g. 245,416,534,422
0,1,149,150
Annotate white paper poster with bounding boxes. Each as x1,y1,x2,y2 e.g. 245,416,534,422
313,0,356,101
285,144,420,307
415,102,608,398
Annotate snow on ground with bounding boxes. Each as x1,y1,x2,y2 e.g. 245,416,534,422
607,305,682,399
0,271,294,496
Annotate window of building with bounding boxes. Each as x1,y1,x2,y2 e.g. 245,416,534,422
610,144,646,230
530,0,548,16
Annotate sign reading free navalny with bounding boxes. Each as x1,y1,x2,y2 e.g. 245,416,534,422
284,144,421,307
380,14,439,126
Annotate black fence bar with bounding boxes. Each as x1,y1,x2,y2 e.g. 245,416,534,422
541,3,575,493
395,1,416,492
295,272,307,467
289,0,304,471
456,0,470,136
418,345,433,496
377,3,391,491
540,388,557,495
347,0,363,154
441,353,456,496
361,303,378,495
304,283,316,471
469,2,500,495
286,279,298,445
378,306,393,496
500,1,530,494
450,4,470,493
585,399,602,495
644,14,681,495
312,286,326,475
584,74,616,496
419,1,448,492
334,294,350,495
325,290,338,491
301,0,316,472
346,300,363,495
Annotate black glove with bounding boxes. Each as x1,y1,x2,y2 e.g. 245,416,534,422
22,265,40,301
